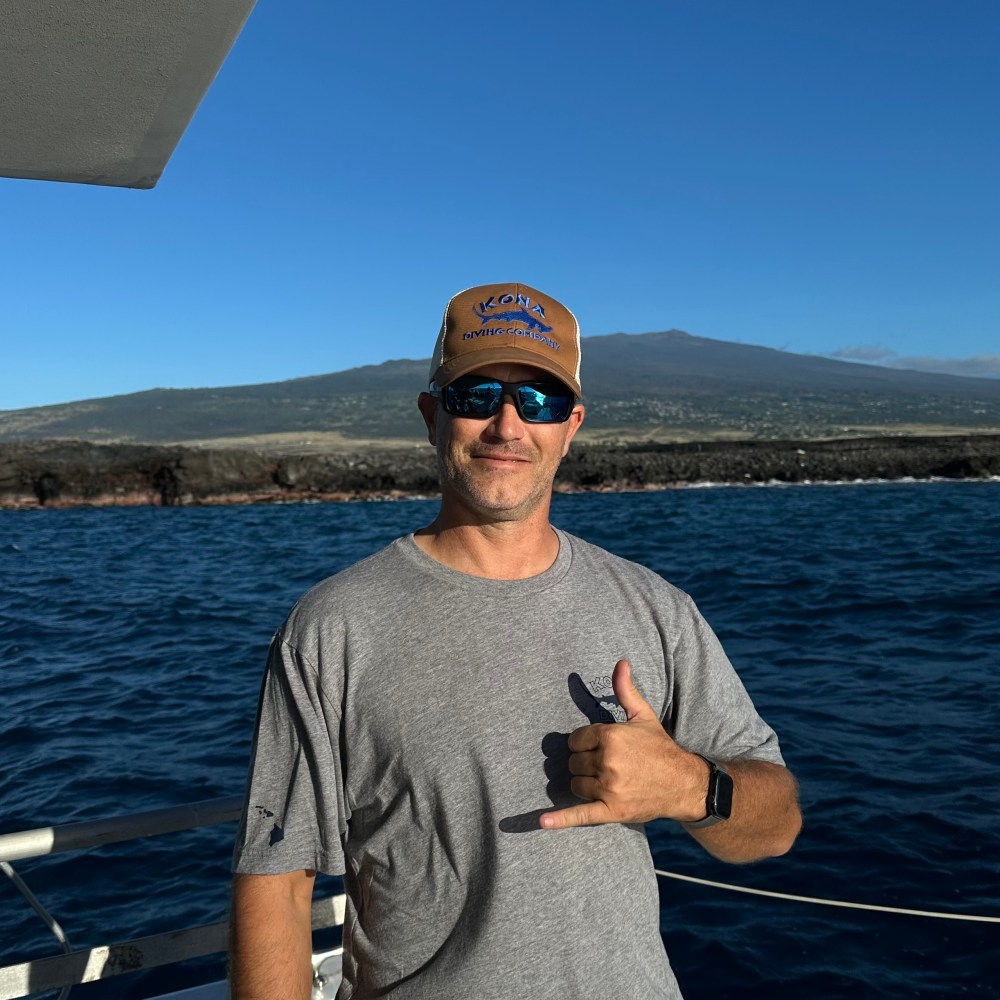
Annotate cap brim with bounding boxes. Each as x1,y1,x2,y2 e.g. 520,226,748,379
433,348,582,399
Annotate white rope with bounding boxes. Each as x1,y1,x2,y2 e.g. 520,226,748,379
654,869,1000,924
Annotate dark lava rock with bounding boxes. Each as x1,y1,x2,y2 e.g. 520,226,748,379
1,435,998,509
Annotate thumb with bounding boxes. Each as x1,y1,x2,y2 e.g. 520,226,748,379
613,659,657,722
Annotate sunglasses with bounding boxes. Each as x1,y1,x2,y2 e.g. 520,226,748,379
433,375,576,424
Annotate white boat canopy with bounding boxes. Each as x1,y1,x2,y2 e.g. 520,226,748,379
0,0,256,189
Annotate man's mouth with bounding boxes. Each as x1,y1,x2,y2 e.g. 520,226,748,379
470,450,531,464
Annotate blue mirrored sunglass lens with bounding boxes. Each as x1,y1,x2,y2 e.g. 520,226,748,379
444,382,502,416
516,386,571,422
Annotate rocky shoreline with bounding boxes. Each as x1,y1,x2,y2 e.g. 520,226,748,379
1,435,999,509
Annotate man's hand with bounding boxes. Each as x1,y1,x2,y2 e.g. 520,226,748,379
539,659,803,863
539,659,708,829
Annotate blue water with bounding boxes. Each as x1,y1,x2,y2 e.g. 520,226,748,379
2,483,998,999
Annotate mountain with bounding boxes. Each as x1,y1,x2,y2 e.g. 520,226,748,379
3,330,1000,445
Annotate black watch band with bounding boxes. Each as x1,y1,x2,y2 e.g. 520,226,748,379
686,754,734,829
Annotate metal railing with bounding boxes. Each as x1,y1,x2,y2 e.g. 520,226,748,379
0,797,345,1000
0,796,244,864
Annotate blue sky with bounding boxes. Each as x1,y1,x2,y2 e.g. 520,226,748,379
2,0,998,410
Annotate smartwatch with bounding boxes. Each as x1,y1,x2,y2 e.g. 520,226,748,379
686,754,733,828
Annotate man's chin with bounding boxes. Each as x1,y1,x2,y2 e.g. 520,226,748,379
446,481,550,523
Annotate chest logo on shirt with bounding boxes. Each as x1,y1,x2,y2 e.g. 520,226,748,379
569,671,627,724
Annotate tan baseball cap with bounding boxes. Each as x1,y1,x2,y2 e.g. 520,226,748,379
429,282,582,397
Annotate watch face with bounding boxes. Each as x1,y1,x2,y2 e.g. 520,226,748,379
712,769,734,820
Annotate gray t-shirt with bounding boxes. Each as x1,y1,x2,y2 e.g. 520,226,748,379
233,530,784,999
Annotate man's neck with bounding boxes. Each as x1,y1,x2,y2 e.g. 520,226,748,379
413,516,560,580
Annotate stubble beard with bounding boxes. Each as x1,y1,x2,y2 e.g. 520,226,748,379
436,442,559,523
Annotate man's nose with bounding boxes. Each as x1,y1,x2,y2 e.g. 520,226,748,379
485,394,525,439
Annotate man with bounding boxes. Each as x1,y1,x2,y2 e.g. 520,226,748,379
230,282,801,999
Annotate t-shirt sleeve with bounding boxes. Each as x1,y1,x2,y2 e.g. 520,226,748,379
666,594,785,767
231,632,348,876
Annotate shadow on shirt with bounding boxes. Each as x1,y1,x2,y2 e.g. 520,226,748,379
497,672,622,834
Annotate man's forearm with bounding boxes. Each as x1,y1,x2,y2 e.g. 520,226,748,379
229,871,315,1000
685,758,801,863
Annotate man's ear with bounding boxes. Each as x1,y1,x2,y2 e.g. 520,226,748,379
417,392,439,446
560,404,585,458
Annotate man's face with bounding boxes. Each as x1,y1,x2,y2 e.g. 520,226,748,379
418,362,584,524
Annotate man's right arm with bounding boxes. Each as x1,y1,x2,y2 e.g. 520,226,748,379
229,869,316,1000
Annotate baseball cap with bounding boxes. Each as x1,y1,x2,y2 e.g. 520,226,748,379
428,282,582,398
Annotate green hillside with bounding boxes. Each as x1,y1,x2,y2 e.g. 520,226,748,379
3,331,999,445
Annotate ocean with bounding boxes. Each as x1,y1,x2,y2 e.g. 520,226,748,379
1,482,998,999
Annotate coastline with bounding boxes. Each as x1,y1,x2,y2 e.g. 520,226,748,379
2,435,999,510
